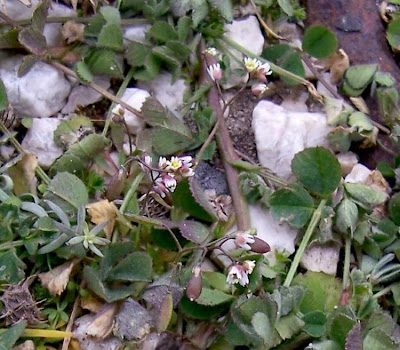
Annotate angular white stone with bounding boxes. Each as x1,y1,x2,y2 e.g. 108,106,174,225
300,244,340,275
337,152,358,176
0,0,75,46
137,72,187,113
253,100,331,180
345,163,372,184
112,88,150,135
0,56,71,117
223,16,264,89
21,118,62,168
62,76,110,114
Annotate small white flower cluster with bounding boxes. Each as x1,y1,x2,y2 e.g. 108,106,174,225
140,155,195,198
226,260,256,287
243,57,273,97
234,232,255,250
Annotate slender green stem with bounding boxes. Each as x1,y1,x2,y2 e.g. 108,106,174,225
343,235,352,290
0,121,50,184
284,199,327,287
373,285,392,299
102,66,135,136
120,172,145,214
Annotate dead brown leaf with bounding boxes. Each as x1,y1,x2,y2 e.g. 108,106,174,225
85,303,118,339
86,200,118,239
81,294,104,313
61,20,85,44
39,260,78,296
8,152,37,195
330,49,350,84
349,97,370,115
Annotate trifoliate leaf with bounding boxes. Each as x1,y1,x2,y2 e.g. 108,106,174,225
336,198,358,234
344,64,378,90
344,183,388,206
98,22,123,51
74,61,93,83
149,21,178,42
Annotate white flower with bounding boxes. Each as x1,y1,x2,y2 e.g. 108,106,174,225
251,83,268,96
158,156,168,169
243,260,256,275
244,57,262,73
180,166,195,177
207,63,223,82
139,154,153,173
166,156,182,171
226,265,249,287
204,47,218,56
163,174,177,192
259,62,273,76
234,233,255,250
179,156,193,167
178,156,195,177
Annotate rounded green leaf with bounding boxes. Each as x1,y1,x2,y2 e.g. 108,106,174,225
270,183,314,228
291,147,341,198
387,19,400,51
302,25,338,59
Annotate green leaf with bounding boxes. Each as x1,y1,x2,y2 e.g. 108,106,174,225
191,1,209,27
180,295,231,319
327,127,352,153
387,19,400,51
98,22,123,51
275,313,304,340
262,44,305,85
85,48,122,77
149,21,178,42
375,72,395,87
344,183,388,206
157,292,173,332
165,40,192,61
0,78,8,112
126,42,151,67
302,25,338,59
195,288,234,306
85,13,106,38
291,147,341,198
363,328,398,350
177,16,192,41
336,198,358,234
44,172,89,212
389,192,400,225
172,178,218,222
179,220,209,243
31,0,50,32
99,6,121,23
251,312,271,343
0,28,22,50
270,183,314,228
342,80,366,97
344,64,378,90
293,271,342,314
83,266,137,302
210,0,233,22
18,54,40,77
107,251,152,282
277,0,294,16
0,320,27,350
303,311,327,337
327,308,356,347
0,249,26,283
18,28,47,56
152,127,193,154
74,61,93,84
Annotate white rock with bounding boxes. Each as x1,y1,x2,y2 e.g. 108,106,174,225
223,16,264,89
300,244,340,275
21,118,62,168
0,145,15,160
62,76,110,114
345,163,372,183
123,24,149,44
112,88,150,134
337,152,358,176
0,56,71,117
280,91,309,112
137,72,187,112
0,0,75,46
215,204,297,267
253,100,331,180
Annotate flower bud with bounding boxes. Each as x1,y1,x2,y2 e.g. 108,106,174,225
251,83,268,97
186,266,202,301
249,237,271,254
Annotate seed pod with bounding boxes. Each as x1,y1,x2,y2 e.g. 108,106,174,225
186,266,202,301
249,237,271,254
